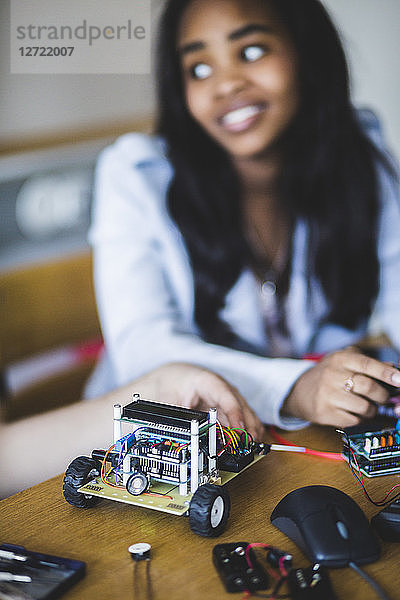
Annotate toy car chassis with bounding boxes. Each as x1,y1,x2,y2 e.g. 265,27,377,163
63,395,268,536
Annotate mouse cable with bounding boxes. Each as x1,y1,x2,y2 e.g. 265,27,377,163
338,430,400,507
348,562,391,600
268,427,344,460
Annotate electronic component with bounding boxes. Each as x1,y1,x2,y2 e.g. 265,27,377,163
110,396,216,496
371,496,400,542
212,542,269,593
342,428,400,477
287,564,337,600
122,397,209,430
115,432,136,452
217,449,254,472
128,543,152,561
266,547,293,570
251,441,271,455
63,396,267,537
103,395,259,495
130,542,153,600
126,471,149,495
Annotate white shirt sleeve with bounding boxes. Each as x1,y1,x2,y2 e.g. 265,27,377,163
89,134,313,429
374,162,400,351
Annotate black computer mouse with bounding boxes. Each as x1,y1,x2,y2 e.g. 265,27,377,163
270,485,380,568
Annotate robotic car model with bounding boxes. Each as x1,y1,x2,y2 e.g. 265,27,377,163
63,395,268,537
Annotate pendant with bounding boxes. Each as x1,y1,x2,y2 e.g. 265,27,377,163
261,279,277,297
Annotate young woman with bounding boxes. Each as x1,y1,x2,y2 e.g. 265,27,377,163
87,0,400,432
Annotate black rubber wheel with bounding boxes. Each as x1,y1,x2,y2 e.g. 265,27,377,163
63,456,101,508
189,484,230,537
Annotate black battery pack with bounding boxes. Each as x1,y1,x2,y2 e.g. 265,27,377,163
212,542,269,593
287,564,337,600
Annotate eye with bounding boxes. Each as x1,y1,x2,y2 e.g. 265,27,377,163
241,44,267,62
189,62,212,80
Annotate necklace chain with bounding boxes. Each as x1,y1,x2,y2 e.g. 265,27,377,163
246,220,289,294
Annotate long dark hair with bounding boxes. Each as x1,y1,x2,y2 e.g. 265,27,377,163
156,0,389,348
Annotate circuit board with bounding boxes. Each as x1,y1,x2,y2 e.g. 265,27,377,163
342,427,400,477
78,454,266,515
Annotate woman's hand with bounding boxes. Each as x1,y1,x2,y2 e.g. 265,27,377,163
138,362,265,440
282,348,400,428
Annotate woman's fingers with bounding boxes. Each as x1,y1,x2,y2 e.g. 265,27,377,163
284,348,400,427
337,390,377,419
231,397,265,440
344,372,390,405
332,408,366,429
321,349,398,413
194,370,265,439
338,351,400,391
168,363,264,440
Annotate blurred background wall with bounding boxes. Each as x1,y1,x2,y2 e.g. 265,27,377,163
323,0,400,159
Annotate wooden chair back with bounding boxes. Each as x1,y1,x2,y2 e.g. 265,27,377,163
0,251,102,420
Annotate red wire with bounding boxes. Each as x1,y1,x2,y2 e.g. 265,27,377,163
304,448,344,460
266,566,282,582
349,446,400,505
144,492,174,500
278,555,290,578
242,544,274,600
268,426,344,461
242,543,290,600
268,427,296,446
380,483,400,503
245,543,271,569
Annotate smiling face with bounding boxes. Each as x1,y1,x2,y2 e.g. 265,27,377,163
177,0,299,162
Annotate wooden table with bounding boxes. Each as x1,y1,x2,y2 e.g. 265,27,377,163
1,425,399,600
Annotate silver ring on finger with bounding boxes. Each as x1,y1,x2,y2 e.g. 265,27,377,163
344,375,355,393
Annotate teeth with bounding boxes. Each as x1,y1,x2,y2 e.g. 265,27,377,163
222,105,261,125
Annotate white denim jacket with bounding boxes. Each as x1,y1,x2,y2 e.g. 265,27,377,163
86,110,400,429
